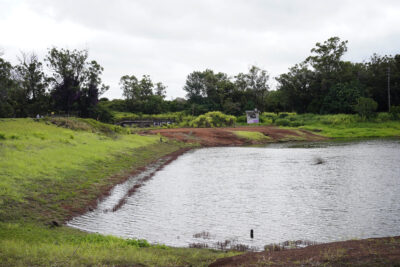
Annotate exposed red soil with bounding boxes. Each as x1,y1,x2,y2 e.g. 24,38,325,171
210,236,400,267
146,126,326,146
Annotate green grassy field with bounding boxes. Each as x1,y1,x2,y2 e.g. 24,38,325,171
0,118,238,266
283,113,400,138
236,112,400,139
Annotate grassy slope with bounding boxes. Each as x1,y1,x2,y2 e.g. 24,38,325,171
0,118,238,266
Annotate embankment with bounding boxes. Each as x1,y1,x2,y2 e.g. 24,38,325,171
147,125,326,146
210,236,400,266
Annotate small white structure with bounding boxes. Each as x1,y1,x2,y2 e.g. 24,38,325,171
246,109,259,124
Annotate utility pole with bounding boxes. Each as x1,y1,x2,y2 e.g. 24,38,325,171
388,66,391,112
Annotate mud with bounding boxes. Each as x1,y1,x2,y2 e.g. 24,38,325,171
147,126,326,146
210,236,400,266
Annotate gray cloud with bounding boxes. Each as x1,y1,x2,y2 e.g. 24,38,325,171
2,0,400,99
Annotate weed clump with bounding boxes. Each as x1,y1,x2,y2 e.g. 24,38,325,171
188,111,236,128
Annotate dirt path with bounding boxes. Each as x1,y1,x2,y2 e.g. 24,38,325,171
210,236,400,266
146,126,326,146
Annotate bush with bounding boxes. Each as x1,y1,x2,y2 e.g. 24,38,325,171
278,113,289,118
353,97,378,119
390,105,400,120
289,121,304,127
88,104,115,123
275,119,290,126
377,112,391,122
189,111,236,128
236,115,246,123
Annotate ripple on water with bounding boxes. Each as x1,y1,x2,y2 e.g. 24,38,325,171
67,140,400,250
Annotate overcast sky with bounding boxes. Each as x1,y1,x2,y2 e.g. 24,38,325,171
1,0,400,99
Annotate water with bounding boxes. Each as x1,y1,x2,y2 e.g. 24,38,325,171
68,139,400,250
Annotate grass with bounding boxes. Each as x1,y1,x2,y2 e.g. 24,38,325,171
0,222,239,267
233,131,272,142
238,112,400,139
0,118,183,222
0,118,239,266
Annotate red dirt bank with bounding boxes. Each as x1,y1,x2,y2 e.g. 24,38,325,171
147,126,326,146
210,236,400,267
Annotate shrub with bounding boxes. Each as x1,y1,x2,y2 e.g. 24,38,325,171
289,121,303,127
279,113,289,118
275,119,290,126
390,105,400,120
88,105,115,123
353,97,378,119
189,111,236,128
236,115,246,123
377,112,391,122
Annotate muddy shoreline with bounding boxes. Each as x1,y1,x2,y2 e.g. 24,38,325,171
210,236,400,266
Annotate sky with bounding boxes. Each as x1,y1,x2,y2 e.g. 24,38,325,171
1,0,400,100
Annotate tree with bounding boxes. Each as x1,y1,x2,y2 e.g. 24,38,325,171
14,52,50,115
121,75,140,101
275,63,316,113
139,75,153,99
363,54,400,111
183,71,207,103
0,56,15,117
46,48,108,117
234,65,269,111
306,36,348,75
321,81,363,114
46,48,88,114
266,90,288,113
154,82,167,99
81,60,109,117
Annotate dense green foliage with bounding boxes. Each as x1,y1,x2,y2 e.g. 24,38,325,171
187,111,236,128
0,49,110,120
276,37,399,114
2,36,397,120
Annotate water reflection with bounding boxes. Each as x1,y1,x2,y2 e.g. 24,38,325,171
68,140,400,250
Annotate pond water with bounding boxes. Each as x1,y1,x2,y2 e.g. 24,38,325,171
68,139,400,250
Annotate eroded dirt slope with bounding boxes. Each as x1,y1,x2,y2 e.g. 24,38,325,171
147,126,326,146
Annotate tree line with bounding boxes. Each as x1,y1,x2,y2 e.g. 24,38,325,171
1,37,399,122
